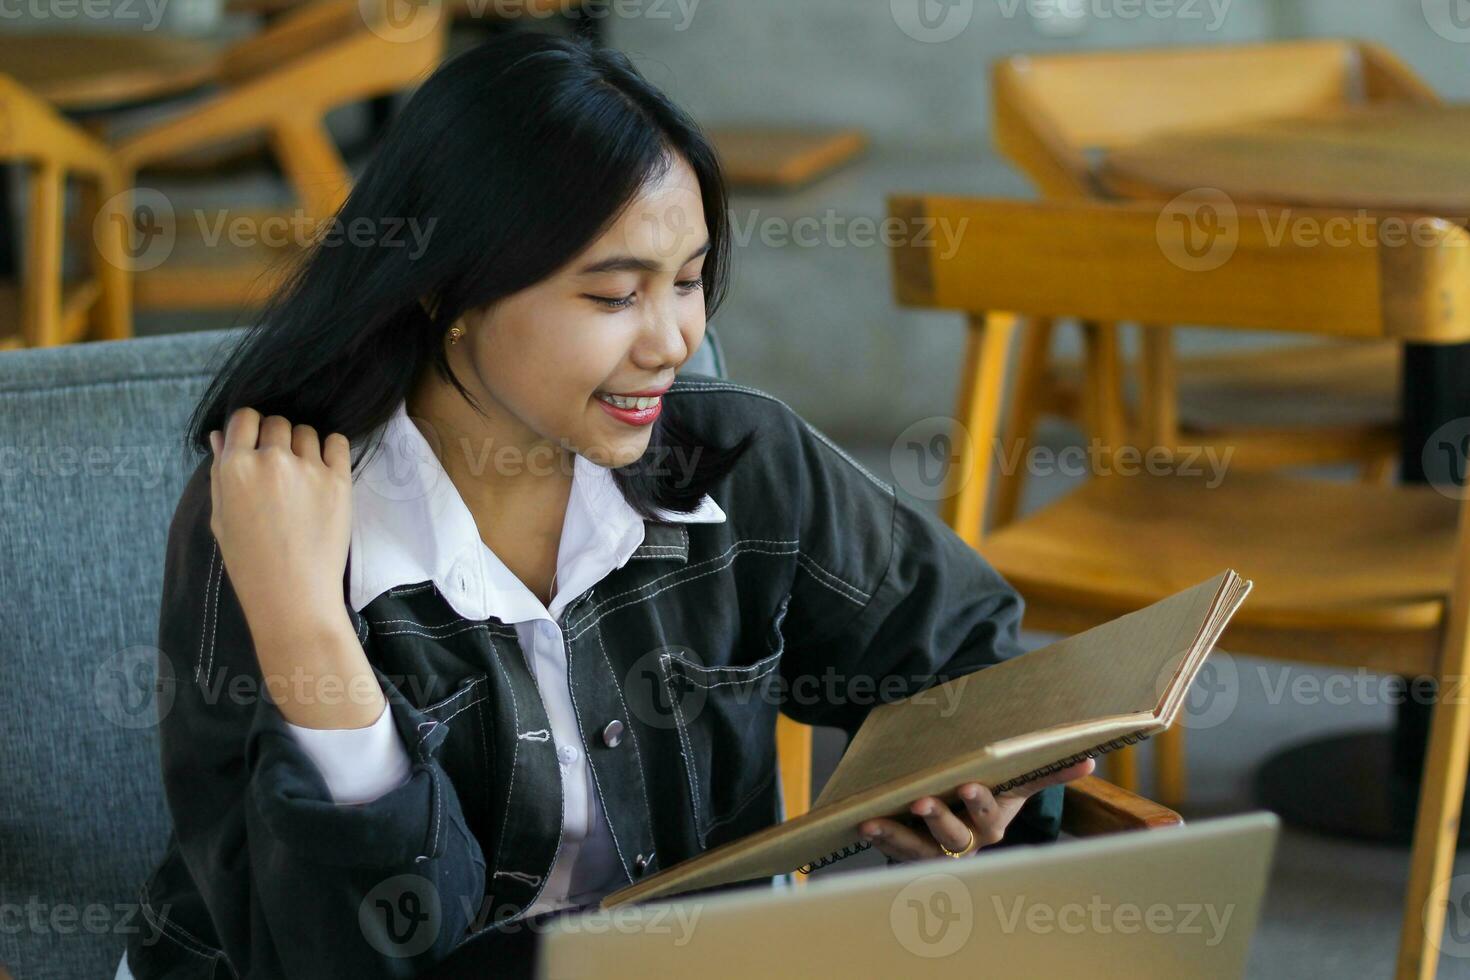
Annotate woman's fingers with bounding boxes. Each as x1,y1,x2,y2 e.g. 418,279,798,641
909,797,977,854
291,423,322,462
957,782,1005,845
323,432,351,474
258,414,294,452
994,758,1096,803
859,817,942,861
223,406,259,451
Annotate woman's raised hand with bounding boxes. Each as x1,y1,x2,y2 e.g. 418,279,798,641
208,407,381,729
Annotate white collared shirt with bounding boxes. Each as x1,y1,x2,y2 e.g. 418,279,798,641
285,398,726,915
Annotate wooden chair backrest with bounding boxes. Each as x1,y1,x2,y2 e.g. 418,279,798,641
0,74,113,176
218,0,445,95
888,194,1470,344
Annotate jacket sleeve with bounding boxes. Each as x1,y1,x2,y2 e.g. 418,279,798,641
153,458,515,977
768,407,1064,844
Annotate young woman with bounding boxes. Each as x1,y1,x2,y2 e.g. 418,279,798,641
121,31,1090,980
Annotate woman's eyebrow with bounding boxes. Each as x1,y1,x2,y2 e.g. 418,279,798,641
575,238,711,276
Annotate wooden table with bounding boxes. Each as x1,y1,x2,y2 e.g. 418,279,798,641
1099,102,1470,846
0,32,223,110
0,31,226,282
1101,103,1470,217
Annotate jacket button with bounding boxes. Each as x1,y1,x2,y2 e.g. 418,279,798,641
633,853,648,876
601,719,624,748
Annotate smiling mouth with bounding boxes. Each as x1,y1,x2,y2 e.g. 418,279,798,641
595,392,663,410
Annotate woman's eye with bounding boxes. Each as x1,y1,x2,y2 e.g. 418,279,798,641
587,278,703,311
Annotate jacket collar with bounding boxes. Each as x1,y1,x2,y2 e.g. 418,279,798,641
348,399,725,624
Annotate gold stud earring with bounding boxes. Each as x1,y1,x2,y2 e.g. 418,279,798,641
448,326,464,345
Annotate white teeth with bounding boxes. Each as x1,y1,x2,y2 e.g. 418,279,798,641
598,393,660,410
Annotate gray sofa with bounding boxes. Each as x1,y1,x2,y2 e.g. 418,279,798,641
0,324,726,979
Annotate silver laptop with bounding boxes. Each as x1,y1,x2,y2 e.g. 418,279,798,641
537,812,1279,979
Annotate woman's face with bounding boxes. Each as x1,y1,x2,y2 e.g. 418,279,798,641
448,153,711,471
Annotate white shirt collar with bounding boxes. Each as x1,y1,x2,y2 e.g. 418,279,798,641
348,398,726,624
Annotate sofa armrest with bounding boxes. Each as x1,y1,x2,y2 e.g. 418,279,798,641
1062,776,1183,836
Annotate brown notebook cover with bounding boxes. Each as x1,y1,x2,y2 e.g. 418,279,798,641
600,570,1252,908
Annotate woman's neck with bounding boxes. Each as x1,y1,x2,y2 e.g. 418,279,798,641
405,379,576,608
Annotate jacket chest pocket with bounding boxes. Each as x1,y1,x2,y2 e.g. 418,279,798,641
656,595,790,848
416,674,494,841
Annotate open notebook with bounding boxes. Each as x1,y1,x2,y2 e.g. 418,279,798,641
601,569,1252,908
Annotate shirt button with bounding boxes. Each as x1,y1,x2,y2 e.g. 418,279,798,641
558,743,580,765
537,620,557,639
633,853,648,876
601,719,624,748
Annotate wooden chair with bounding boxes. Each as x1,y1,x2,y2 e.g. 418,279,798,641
887,193,1470,980
0,75,130,348
107,0,447,313
988,39,1437,526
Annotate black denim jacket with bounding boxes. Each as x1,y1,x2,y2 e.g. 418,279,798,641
125,376,1063,979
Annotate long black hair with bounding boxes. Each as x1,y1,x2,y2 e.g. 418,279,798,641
185,30,751,518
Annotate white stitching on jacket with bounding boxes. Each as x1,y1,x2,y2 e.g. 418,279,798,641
139,892,223,962
567,617,633,883
657,652,706,845
194,541,220,683
594,618,653,879
794,553,870,604
661,652,782,690
566,540,800,640
703,766,778,838
486,641,521,892
205,542,224,681
388,582,434,596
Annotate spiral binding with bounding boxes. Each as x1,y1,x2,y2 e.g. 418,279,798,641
792,729,1153,875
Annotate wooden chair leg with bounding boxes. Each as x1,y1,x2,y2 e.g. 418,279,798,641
992,316,1054,531
1080,320,1127,451
1395,685,1470,980
1397,507,1470,980
1138,324,1179,451
21,161,64,347
89,170,133,341
777,715,812,883
1154,726,1187,807
941,313,1019,549
1363,452,1397,485
1104,741,1140,792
